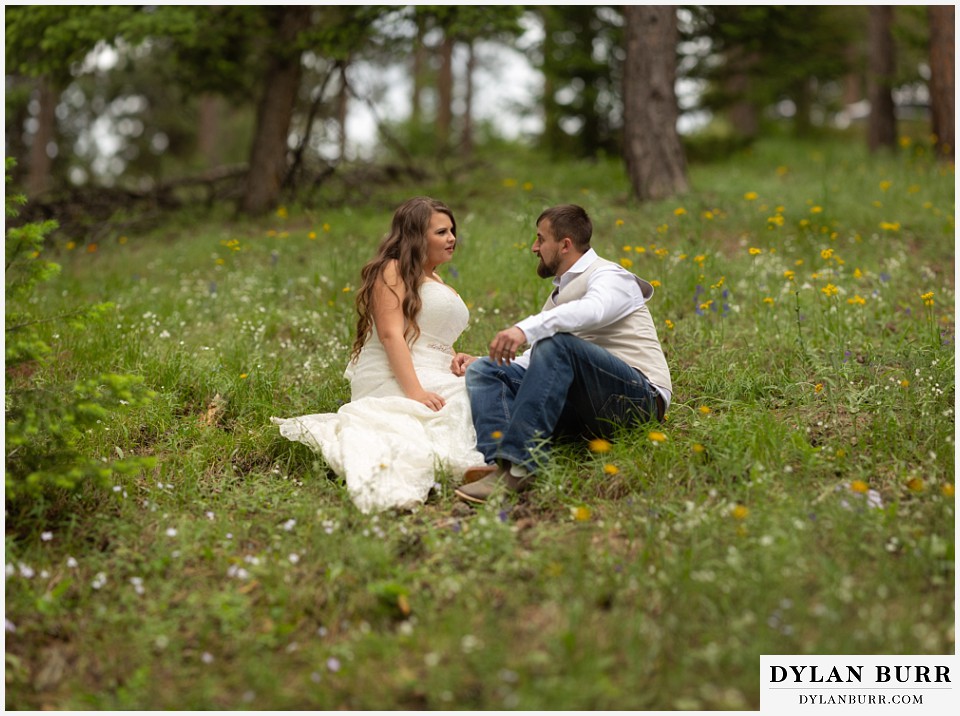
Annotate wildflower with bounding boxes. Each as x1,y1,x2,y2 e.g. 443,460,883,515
699,300,713,311
342,286,352,293
571,506,592,521
619,257,634,269
326,657,341,673
693,254,706,265
635,246,647,252
41,531,53,542
879,221,901,231
308,231,317,240
699,406,712,415
522,182,533,191
820,248,833,260
502,178,517,188
87,243,98,253
616,219,625,227
491,431,503,440
814,383,824,394
648,431,667,444
879,180,892,192
921,291,934,307
664,319,674,330
767,214,785,227
763,297,775,305
215,258,225,265
810,206,823,214
821,284,838,297
900,379,910,389
942,484,955,498
744,192,758,201
711,276,725,289
899,136,912,149
799,219,810,228
622,245,632,252
603,464,620,476
66,557,78,568
853,268,863,279
783,270,795,281
650,280,661,288
847,295,866,305
276,206,288,219
66,241,76,250
239,373,249,379
849,480,869,494
692,443,705,454
731,505,749,520
588,438,612,453
118,236,128,245
282,519,296,531
166,528,177,537
654,248,669,258
673,207,686,216
322,223,331,232
906,477,924,493
748,247,762,255
702,210,714,220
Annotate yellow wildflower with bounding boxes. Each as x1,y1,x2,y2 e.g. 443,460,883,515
906,477,924,493
763,297,775,305
588,438,612,453
323,223,331,232
571,506,592,522
692,443,706,454
820,248,833,260
853,268,863,279
699,405,712,415
783,270,795,281
693,254,706,265
650,280,661,288
748,247,762,255
603,464,620,476
900,379,910,389
942,484,955,498
308,231,317,240
847,295,866,306
619,257,634,269
699,300,713,311
276,206,288,219
503,178,517,188
814,383,824,394
491,431,503,440
648,431,667,444
239,373,249,379
810,206,823,214
744,191,758,201
674,207,687,216
622,245,632,252
921,291,934,307
731,505,749,520
879,221,901,231
850,480,869,494
665,319,674,330
821,284,838,297
522,181,533,191
66,241,76,251
616,219,625,227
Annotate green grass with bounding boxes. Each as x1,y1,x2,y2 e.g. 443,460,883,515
5,133,955,710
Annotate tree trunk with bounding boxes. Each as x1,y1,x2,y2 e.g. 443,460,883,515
437,34,455,149
928,5,955,161
337,62,349,161
197,93,222,169
867,5,897,152
412,17,427,127
462,40,475,158
26,76,57,198
622,5,687,201
725,48,761,139
240,6,310,215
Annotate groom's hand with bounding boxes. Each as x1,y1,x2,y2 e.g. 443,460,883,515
489,326,526,365
451,352,476,376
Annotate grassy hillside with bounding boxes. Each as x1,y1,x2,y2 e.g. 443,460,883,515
5,135,954,709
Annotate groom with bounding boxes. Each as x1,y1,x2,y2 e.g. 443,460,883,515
451,204,672,504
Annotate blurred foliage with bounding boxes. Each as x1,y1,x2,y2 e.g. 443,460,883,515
4,159,156,503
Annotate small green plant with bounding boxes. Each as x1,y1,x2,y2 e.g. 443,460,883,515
4,158,156,501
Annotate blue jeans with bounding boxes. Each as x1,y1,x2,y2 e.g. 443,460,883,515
465,333,662,470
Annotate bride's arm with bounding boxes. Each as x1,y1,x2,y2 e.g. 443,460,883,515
372,261,446,411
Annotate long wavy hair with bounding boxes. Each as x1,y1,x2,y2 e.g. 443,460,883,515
350,197,457,360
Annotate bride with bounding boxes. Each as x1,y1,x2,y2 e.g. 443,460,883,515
272,197,485,513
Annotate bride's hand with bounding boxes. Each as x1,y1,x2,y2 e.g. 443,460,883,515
451,352,477,376
410,389,446,411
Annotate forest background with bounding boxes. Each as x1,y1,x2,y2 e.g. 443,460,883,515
4,4,956,711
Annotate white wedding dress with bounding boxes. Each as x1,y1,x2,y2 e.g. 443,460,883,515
271,281,484,514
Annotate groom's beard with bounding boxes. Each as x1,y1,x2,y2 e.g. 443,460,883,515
536,254,560,278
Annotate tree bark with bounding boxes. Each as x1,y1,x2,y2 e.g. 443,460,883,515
197,93,222,169
462,40,475,157
725,48,761,139
928,5,955,161
26,76,57,198
437,34,455,149
622,5,687,201
411,17,427,127
867,5,897,152
336,62,350,161
240,6,310,215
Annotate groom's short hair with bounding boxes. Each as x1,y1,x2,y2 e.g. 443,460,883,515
537,204,592,251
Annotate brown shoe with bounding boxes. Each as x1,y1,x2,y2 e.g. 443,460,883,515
454,467,534,504
462,464,498,484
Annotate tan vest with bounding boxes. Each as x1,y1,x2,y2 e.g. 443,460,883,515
544,257,672,392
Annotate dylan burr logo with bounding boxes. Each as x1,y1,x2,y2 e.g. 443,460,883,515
760,656,956,714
